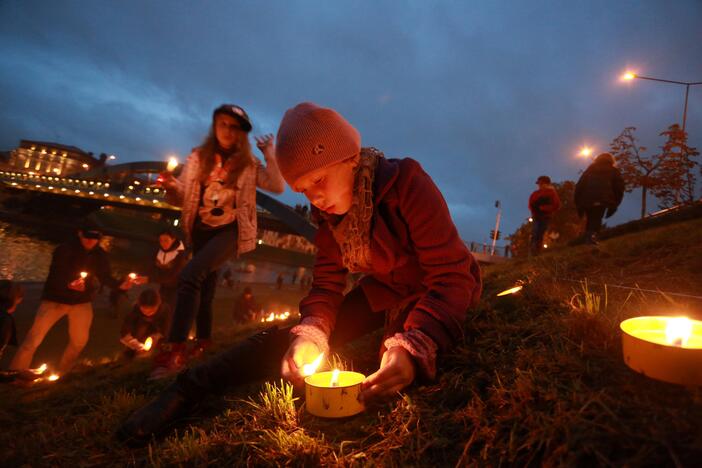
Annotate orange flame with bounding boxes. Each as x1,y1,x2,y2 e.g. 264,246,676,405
665,317,692,347
330,369,340,387
302,353,324,377
496,285,523,297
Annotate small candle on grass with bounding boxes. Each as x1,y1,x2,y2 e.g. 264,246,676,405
621,315,702,386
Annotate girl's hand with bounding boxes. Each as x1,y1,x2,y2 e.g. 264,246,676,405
67,279,86,292
360,347,416,402
255,134,275,159
280,336,321,387
158,172,177,190
118,278,134,291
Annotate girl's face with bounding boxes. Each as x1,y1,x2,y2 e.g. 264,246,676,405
292,155,359,215
214,114,246,149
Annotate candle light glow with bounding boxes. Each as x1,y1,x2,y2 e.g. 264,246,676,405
301,353,324,377
166,157,179,172
143,337,153,351
496,285,523,297
620,315,702,386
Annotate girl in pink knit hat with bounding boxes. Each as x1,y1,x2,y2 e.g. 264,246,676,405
118,103,481,445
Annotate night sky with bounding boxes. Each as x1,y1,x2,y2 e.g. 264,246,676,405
1,1,701,242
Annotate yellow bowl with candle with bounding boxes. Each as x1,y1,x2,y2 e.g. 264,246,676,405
304,370,365,418
620,316,702,386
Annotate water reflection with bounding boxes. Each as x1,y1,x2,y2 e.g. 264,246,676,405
0,220,308,284
0,221,57,281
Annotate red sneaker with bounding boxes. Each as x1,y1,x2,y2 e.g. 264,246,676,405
149,343,187,380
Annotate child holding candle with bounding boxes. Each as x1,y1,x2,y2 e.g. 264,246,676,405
150,104,284,379
118,102,481,444
120,289,171,360
10,220,134,374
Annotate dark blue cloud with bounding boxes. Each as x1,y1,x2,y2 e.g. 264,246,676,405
1,0,701,241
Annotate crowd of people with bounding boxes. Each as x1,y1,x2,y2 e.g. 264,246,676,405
0,100,632,448
22,101,641,447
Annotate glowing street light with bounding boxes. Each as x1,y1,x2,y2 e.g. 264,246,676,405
620,69,702,132
621,71,636,81
579,146,593,157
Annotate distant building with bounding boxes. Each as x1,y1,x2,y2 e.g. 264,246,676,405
7,139,105,176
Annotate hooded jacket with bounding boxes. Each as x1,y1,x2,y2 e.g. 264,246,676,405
575,160,625,211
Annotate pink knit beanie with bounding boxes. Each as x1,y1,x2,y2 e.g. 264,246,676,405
276,102,361,186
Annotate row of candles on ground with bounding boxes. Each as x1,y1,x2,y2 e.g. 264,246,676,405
496,282,702,385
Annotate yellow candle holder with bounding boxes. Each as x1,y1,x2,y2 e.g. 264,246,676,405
305,371,365,418
620,316,702,386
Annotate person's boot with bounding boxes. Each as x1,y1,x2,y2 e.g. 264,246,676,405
116,382,195,447
188,338,212,360
149,342,187,380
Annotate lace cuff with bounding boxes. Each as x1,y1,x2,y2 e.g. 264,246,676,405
289,317,331,356
384,329,438,380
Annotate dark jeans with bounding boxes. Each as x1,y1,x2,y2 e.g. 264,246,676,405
585,205,607,234
168,228,236,343
530,218,549,254
177,287,385,399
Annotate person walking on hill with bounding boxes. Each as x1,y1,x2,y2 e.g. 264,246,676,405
528,175,561,255
152,104,284,379
575,153,625,245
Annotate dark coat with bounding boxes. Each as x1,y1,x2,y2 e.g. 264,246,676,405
232,294,258,323
300,156,482,353
575,161,625,212
41,239,122,305
121,304,171,342
150,240,189,288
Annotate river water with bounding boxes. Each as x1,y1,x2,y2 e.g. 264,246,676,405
0,220,305,283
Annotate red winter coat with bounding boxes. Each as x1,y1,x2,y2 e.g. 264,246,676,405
528,187,561,220
299,156,482,353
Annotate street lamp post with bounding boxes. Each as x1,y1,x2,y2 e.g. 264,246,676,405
622,72,702,133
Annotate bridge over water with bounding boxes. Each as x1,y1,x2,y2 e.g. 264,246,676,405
0,162,316,242
0,162,509,264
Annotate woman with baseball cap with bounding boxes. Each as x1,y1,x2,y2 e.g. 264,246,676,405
118,102,481,444
151,104,284,379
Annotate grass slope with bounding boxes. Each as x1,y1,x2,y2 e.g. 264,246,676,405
2,218,702,466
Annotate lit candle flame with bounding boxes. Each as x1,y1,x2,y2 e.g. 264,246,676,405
166,157,179,172
32,363,48,374
143,336,153,351
330,369,340,387
80,271,88,279
128,272,137,280
265,312,275,322
665,317,692,347
48,374,60,382
301,353,324,377
496,285,523,297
